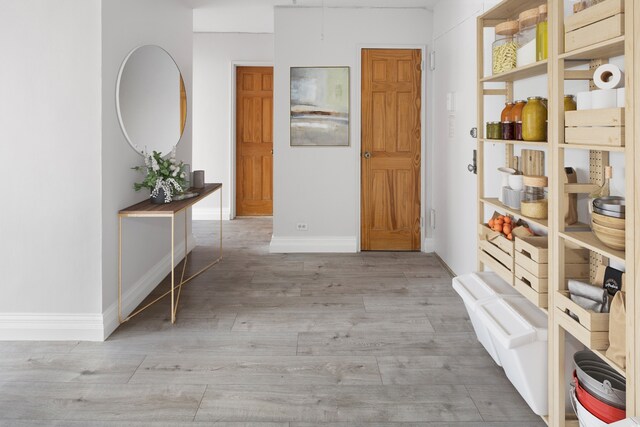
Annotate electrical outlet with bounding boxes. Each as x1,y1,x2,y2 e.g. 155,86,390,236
296,223,308,231
430,209,436,229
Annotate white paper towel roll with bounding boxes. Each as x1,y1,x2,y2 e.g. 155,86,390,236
576,91,592,110
617,88,626,108
593,64,625,90
591,89,617,109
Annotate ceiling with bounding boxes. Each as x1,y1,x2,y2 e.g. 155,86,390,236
186,0,440,10
189,0,439,33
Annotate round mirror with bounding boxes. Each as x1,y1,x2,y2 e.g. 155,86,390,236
116,45,187,156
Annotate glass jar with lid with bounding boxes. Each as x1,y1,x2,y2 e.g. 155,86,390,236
511,100,526,141
486,122,502,140
522,96,547,141
536,5,548,61
564,95,577,111
492,20,519,75
517,8,539,68
521,175,548,219
501,102,515,141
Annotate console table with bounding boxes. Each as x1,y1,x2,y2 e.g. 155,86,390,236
118,183,222,324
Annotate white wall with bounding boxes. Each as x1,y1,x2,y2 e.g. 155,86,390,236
194,1,279,33
431,0,485,275
0,0,103,339
101,0,194,337
271,6,433,253
192,33,275,220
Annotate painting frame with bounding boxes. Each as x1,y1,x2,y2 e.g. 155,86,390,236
290,66,350,147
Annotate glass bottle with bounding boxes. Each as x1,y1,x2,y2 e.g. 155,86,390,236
511,100,527,140
536,5,548,61
564,95,577,111
522,96,547,141
492,21,519,75
517,8,539,67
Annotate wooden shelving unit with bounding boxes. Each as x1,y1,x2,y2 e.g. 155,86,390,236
477,0,638,425
480,60,549,82
477,3,552,422
550,0,636,424
482,138,549,147
481,197,549,229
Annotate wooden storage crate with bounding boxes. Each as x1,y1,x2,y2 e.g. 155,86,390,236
514,237,549,308
515,237,549,278
564,0,624,52
478,224,514,285
565,108,625,147
555,290,610,350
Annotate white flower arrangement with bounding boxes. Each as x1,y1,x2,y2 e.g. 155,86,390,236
133,149,188,203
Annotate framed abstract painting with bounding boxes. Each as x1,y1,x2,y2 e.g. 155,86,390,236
290,66,350,146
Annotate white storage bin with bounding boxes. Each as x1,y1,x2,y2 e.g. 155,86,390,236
477,295,548,415
452,272,520,366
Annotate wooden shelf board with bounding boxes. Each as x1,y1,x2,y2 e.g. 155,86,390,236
559,143,626,153
481,138,549,147
559,231,626,264
479,0,547,23
480,60,548,83
560,35,626,61
481,198,548,230
592,348,626,377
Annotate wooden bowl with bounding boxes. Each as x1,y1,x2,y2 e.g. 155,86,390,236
591,220,626,251
592,212,626,230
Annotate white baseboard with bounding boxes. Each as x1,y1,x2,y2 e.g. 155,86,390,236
102,234,197,339
270,236,357,253
0,235,198,342
424,237,435,253
192,207,231,221
0,313,104,341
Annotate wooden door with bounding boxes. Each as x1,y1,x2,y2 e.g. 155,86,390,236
361,49,421,251
236,66,273,216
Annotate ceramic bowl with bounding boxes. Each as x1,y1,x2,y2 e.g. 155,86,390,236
591,220,625,250
592,212,625,230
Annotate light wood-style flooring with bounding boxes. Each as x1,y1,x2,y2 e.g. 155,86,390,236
0,218,544,426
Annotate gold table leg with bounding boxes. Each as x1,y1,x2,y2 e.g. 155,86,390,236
118,187,224,325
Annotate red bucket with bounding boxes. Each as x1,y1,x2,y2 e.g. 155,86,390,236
573,371,625,423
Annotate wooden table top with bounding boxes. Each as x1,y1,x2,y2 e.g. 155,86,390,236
119,183,222,216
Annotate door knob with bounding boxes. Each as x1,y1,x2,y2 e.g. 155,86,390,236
363,151,371,159
470,127,478,138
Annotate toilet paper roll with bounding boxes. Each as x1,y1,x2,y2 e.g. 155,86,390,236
576,91,592,110
617,88,626,108
591,89,618,109
593,64,624,90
